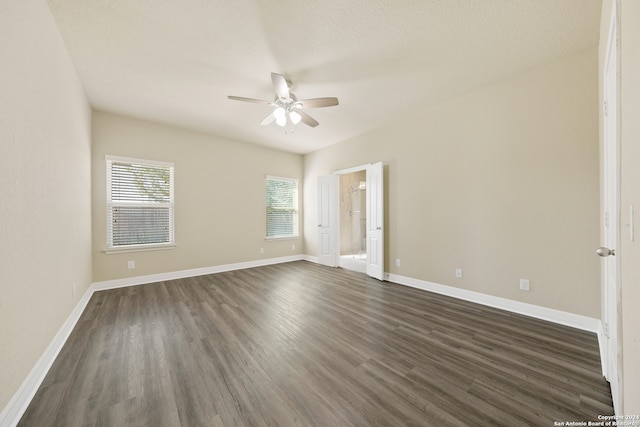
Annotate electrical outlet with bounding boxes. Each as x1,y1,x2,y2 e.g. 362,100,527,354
260,248,264,254
520,279,530,291
128,260,135,269
455,268,463,278
291,244,296,251
72,283,77,297
395,258,401,267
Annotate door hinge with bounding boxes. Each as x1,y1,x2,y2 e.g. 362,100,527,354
604,322,610,338
604,100,609,117
605,211,610,228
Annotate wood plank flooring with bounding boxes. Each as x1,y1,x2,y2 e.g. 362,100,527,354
19,261,613,426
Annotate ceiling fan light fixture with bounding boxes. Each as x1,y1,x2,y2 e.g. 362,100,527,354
274,107,286,120
289,110,301,125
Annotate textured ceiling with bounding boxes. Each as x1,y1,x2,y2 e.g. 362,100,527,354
46,0,602,154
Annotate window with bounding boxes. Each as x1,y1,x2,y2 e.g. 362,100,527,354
106,156,175,251
266,176,298,239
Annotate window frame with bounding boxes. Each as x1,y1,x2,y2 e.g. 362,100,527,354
104,155,176,254
265,175,299,240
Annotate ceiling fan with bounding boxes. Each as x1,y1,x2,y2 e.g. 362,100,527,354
228,72,339,128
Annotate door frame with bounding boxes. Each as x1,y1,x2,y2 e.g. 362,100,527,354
318,163,385,280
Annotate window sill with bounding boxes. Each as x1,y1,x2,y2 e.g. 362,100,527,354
265,236,299,241
103,243,177,254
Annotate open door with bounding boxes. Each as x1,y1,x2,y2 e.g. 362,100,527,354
366,162,384,280
317,174,338,267
599,1,620,410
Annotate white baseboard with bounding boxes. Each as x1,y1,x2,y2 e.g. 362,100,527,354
303,256,601,333
302,256,601,332
92,254,305,291
0,286,94,427
302,254,319,263
386,272,605,377
386,272,601,333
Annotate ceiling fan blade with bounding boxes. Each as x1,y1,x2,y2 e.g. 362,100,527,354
228,95,272,105
297,110,319,128
271,72,290,100
260,112,276,126
296,97,339,108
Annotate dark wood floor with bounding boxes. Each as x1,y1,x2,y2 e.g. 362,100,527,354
19,261,613,426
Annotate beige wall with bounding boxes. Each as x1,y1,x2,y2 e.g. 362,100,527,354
92,112,303,282
0,0,93,410
304,49,600,318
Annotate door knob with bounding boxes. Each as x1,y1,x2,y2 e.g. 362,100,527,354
596,247,615,257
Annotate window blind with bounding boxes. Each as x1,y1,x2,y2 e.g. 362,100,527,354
266,176,298,238
106,157,174,249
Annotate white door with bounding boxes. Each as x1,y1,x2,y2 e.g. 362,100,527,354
600,1,620,410
366,162,384,280
317,174,338,267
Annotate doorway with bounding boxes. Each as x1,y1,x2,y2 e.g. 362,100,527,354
339,171,367,273
317,162,384,280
